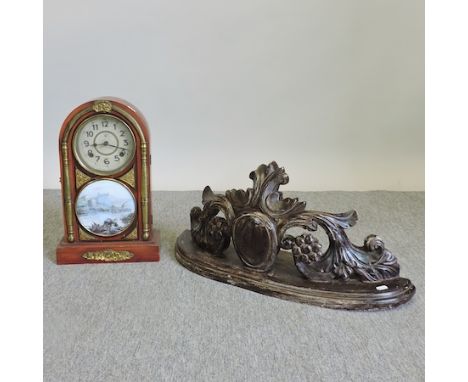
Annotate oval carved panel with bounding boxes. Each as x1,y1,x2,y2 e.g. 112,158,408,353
232,212,279,271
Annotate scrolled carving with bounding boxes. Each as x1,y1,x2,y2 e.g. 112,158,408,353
292,213,400,282
190,205,230,255
190,161,402,283
179,161,416,309
223,162,307,219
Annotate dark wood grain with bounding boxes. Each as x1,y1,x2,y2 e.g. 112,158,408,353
179,161,416,310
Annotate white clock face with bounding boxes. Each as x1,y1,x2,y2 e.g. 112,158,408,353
73,115,135,175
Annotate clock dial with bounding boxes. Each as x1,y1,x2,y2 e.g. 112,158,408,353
75,179,136,237
73,115,135,175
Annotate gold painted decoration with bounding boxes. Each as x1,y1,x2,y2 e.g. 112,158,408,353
141,142,150,240
61,142,75,242
124,228,138,240
92,100,112,113
75,169,92,189
82,249,134,262
118,167,135,188
79,228,97,241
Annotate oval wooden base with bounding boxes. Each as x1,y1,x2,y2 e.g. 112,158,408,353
175,230,415,310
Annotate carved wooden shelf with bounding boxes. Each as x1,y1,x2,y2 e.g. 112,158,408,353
175,161,416,310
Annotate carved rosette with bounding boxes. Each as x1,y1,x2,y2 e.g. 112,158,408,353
190,161,401,283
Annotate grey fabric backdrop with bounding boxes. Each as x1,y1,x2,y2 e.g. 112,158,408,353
44,190,424,382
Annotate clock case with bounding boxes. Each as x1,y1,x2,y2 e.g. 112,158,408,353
56,98,160,264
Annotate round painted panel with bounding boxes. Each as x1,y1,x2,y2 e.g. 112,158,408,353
75,179,136,237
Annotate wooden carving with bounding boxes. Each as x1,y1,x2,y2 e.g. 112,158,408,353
177,161,416,310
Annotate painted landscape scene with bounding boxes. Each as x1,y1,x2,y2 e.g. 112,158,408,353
76,180,136,236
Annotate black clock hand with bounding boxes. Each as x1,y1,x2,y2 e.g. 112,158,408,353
92,142,129,151
104,143,129,151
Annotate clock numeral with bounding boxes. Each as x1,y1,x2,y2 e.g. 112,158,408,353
101,120,108,127
84,140,89,147
92,124,99,131
119,130,125,137
87,150,94,157
113,123,117,129
95,156,100,162
104,158,110,165
123,139,128,146
86,131,94,137
119,151,125,157
114,155,120,161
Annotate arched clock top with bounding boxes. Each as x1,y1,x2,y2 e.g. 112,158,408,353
59,98,150,146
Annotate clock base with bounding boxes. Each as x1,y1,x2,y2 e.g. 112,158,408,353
55,229,160,265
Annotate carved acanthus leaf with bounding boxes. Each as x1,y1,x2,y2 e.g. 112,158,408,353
190,161,402,283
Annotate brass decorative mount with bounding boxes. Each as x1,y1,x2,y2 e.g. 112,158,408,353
82,249,134,262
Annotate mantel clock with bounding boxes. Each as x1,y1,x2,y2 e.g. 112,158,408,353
56,98,160,264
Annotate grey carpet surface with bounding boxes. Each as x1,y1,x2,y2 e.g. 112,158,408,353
44,190,424,382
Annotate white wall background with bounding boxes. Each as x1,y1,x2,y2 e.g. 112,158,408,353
44,0,424,191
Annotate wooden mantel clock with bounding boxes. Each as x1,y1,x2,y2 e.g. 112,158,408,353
56,98,160,264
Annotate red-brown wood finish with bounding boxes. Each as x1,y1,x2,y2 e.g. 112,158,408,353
56,98,160,264
56,230,160,265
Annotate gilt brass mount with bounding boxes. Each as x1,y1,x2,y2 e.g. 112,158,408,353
82,249,134,262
